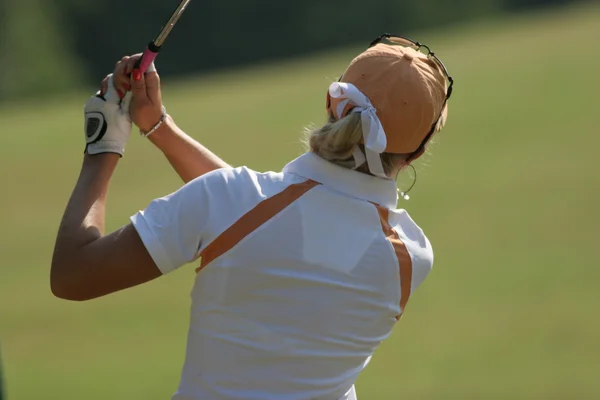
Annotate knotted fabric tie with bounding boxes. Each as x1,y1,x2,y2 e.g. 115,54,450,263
328,82,388,179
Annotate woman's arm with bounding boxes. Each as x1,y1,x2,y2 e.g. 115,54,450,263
53,58,237,301
51,154,161,301
51,75,165,301
145,115,230,184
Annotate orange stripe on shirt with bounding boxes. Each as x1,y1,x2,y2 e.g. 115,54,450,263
374,206,413,320
196,180,320,273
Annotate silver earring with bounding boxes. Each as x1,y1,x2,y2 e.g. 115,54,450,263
399,164,417,201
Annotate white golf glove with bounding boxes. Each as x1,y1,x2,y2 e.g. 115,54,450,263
84,74,132,156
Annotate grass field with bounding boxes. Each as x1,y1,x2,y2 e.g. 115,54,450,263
1,3,600,399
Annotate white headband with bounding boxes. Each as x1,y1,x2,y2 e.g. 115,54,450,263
328,82,388,179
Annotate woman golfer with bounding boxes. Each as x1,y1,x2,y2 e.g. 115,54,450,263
51,34,453,400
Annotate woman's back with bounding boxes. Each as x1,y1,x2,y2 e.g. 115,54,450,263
135,153,433,399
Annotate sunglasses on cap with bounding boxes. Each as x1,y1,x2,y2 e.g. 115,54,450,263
338,33,454,158
373,34,454,157
369,33,454,99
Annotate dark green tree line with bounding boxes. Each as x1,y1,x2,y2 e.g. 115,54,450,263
0,0,582,101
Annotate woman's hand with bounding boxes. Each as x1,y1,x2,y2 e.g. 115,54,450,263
85,74,132,156
100,55,165,133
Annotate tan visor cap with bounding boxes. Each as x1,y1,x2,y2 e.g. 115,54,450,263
328,43,448,155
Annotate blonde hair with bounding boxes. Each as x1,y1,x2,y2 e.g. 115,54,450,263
304,113,406,178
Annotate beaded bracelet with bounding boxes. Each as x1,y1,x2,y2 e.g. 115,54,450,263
140,106,168,137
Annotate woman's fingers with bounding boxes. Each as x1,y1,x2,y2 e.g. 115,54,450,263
100,76,109,96
115,55,130,67
100,53,155,101
113,74,131,97
124,55,142,75
112,54,144,97
112,58,129,97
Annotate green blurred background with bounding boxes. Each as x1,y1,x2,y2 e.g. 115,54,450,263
1,0,599,399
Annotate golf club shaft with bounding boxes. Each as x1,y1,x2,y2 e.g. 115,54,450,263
134,0,192,74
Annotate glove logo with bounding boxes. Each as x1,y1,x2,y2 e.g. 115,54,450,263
85,111,108,143
86,117,100,138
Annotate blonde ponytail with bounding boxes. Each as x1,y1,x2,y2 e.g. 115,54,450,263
304,113,406,177
307,113,363,167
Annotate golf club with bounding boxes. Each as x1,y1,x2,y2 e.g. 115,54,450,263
133,0,193,74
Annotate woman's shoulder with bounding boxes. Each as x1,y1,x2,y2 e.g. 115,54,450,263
186,165,305,205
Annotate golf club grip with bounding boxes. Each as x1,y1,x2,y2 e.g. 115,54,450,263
135,45,161,74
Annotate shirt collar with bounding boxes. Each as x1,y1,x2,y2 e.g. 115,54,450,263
282,152,399,209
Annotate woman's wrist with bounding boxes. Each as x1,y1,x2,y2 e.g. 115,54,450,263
139,106,168,137
145,114,177,146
